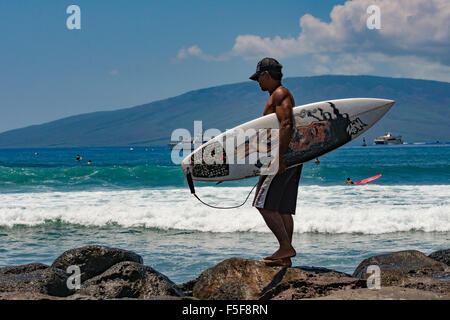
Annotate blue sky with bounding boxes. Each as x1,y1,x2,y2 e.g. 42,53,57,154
0,0,448,133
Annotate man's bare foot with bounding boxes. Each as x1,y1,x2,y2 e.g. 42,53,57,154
261,257,292,267
263,246,296,260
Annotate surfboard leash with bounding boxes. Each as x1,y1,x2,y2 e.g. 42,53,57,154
186,172,258,209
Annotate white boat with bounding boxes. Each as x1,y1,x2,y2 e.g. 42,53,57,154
374,132,403,145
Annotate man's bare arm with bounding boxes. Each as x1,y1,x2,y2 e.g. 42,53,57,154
274,89,294,173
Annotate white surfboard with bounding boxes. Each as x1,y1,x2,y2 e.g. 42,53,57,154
182,98,394,183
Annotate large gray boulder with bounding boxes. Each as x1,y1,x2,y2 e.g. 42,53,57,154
0,263,72,297
52,245,143,282
353,250,450,296
78,261,184,299
353,250,449,279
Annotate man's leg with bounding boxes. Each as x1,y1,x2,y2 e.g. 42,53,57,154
280,213,294,243
259,208,296,260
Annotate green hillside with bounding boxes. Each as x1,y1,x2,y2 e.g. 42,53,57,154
0,75,448,147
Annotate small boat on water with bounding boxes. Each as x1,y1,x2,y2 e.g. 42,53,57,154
374,132,403,145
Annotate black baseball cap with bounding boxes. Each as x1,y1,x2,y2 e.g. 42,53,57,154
249,57,283,81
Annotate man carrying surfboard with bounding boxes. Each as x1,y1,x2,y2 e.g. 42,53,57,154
249,58,302,267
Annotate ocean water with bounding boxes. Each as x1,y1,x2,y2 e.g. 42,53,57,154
0,145,449,284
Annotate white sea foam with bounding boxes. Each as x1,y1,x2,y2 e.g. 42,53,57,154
0,185,449,234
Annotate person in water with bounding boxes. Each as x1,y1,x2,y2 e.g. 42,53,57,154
346,177,354,184
315,158,320,165
250,58,301,267
76,155,82,161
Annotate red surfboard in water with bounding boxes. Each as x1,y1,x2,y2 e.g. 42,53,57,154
355,174,382,184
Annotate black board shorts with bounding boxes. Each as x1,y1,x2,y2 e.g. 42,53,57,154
253,164,303,215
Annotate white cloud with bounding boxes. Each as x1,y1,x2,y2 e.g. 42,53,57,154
177,45,230,62
229,0,450,64
176,0,450,81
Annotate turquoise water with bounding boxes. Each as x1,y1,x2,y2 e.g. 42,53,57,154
1,144,448,191
0,145,449,283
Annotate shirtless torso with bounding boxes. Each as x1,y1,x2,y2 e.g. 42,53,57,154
263,86,295,116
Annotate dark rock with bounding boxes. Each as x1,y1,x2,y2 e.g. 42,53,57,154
177,279,197,297
79,261,184,299
0,263,49,275
353,250,448,279
192,258,365,300
353,250,450,296
428,249,450,267
52,245,143,282
261,275,365,300
0,263,72,297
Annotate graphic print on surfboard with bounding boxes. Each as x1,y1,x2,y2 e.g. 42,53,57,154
191,141,230,178
355,174,382,184
286,102,354,167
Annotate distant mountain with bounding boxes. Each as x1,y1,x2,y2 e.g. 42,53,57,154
0,75,449,148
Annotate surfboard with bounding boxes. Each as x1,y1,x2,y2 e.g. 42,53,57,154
354,174,382,184
182,98,394,184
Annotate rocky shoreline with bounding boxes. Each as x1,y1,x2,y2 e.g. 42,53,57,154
0,245,448,300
